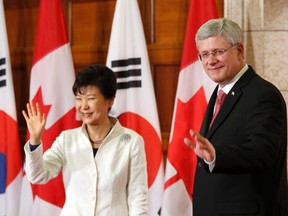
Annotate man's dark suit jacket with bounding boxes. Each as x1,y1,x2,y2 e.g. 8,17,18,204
193,66,288,216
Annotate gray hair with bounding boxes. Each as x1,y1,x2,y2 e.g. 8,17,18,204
195,18,244,50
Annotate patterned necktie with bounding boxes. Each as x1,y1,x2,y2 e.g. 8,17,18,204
210,90,227,126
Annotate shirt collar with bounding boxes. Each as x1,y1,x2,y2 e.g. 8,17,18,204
219,64,248,95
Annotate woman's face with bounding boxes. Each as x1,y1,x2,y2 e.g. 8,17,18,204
75,85,114,125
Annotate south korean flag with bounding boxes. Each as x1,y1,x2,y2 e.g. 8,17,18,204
106,0,164,215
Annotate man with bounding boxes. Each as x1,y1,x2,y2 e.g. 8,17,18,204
184,18,288,216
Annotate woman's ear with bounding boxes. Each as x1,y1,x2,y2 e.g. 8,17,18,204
109,97,115,108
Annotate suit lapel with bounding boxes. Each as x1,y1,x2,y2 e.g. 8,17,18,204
207,88,241,137
202,66,256,138
200,87,218,136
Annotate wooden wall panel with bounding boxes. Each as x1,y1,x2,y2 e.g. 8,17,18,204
4,0,223,162
71,2,114,48
153,65,179,132
152,63,179,160
154,0,189,44
71,1,115,68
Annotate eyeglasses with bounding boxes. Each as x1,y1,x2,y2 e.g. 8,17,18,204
198,44,238,61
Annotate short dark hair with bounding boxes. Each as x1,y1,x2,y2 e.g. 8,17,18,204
72,64,117,99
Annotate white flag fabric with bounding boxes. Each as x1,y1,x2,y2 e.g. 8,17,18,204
162,0,218,215
106,0,164,215
19,0,80,215
0,1,23,215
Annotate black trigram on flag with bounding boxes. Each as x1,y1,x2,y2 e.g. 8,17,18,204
111,57,142,90
0,57,6,88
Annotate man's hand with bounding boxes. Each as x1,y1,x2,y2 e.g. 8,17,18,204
184,130,215,163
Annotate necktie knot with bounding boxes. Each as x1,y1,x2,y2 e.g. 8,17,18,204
216,90,226,106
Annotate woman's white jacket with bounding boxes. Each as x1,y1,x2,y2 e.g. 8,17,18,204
24,118,148,216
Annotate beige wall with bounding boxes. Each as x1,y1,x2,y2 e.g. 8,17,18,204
225,0,288,173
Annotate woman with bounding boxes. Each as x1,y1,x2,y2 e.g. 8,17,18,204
22,64,148,216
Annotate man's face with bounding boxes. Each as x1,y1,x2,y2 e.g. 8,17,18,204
198,36,244,88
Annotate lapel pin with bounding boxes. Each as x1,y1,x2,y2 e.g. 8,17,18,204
231,91,235,96
121,134,131,142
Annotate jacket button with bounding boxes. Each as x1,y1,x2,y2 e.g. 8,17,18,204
198,162,202,167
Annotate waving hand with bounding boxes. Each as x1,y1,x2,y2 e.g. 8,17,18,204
22,102,46,145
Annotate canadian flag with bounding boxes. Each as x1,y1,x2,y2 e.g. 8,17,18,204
19,0,80,215
0,0,23,215
106,0,164,215
161,0,218,215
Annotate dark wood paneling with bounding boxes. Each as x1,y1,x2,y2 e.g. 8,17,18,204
154,65,179,132
154,0,189,44
70,1,114,48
